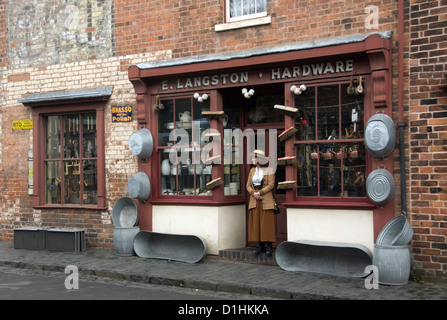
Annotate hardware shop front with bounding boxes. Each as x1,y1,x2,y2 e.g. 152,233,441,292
128,32,394,255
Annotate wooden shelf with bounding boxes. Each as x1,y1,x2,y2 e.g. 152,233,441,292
204,154,221,165
277,181,298,190
278,126,298,142
202,111,226,119
277,156,297,166
274,104,299,115
206,177,223,190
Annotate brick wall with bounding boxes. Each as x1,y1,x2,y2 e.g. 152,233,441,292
0,0,6,68
114,0,398,58
0,53,169,246
408,0,447,278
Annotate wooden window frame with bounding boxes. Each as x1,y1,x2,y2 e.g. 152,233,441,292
288,77,373,209
31,101,106,210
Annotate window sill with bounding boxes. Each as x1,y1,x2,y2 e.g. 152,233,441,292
151,198,246,207
34,205,107,211
283,199,375,210
215,16,271,32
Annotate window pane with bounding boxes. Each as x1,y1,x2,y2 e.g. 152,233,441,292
159,97,211,196
256,0,266,13
343,143,366,197
244,0,255,15
64,160,80,204
297,144,318,196
64,115,80,158
295,83,366,199
193,98,210,146
46,116,60,159
83,160,97,204
223,95,241,129
247,93,284,124
295,86,316,141
317,85,339,140
46,161,61,204
175,98,192,147
158,99,174,146
319,143,341,197
230,0,242,17
341,83,364,139
83,112,96,158
230,0,266,18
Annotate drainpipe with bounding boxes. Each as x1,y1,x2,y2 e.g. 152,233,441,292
398,0,407,217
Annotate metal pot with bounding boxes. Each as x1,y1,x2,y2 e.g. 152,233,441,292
112,197,138,228
366,167,395,206
128,128,153,160
113,226,140,256
127,172,151,201
376,215,413,246
365,113,396,159
373,244,410,285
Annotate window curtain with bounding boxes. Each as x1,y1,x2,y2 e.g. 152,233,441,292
230,0,266,18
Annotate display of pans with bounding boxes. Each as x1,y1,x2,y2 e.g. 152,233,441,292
364,113,396,159
366,167,395,206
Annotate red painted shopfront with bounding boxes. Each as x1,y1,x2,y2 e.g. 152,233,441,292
128,32,394,254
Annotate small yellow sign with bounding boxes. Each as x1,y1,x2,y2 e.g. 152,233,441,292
12,119,33,130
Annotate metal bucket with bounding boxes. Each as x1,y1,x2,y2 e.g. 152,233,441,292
373,244,410,285
365,113,396,159
366,168,395,206
275,240,372,277
113,226,140,256
112,197,138,228
129,128,153,160
376,215,413,246
392,218,414,246
127,172,151,201
133,231,207,263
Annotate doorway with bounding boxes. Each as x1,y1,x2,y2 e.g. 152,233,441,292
222,84,287,248
244,130,287,248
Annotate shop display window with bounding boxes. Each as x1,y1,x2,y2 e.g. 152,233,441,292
294,83,366,199
158,96,213,196
45,113,98,205
223,96,242,196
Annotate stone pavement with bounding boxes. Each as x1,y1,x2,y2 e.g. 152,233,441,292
0,241,446,300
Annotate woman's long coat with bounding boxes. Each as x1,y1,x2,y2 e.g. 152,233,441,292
246,166,275,211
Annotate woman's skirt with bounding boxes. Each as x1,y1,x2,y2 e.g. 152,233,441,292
248,199,276,243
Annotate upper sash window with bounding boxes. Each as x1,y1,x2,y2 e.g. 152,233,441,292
226,0,267,22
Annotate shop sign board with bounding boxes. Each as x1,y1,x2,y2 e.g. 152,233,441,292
112,105,132,122
12,119,33,130
160,59,355,92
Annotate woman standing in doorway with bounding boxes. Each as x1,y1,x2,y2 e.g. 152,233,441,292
246,150,276,256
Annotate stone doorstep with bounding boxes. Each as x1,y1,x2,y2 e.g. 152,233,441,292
217,247,278,266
